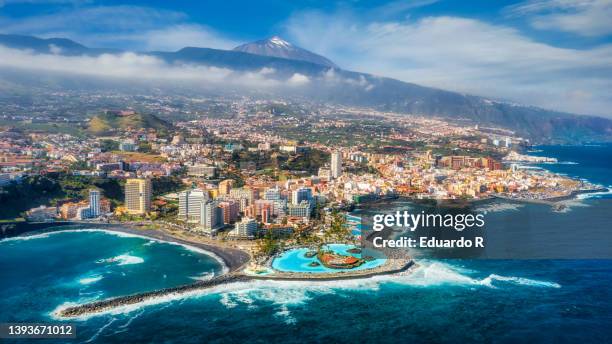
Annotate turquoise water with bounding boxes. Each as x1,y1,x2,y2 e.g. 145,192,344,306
271,244,386,273
0,229,223,325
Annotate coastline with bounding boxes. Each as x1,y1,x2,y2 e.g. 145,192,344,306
3,223,416,319
0,223,250,273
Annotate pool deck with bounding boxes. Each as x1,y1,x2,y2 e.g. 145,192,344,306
250,257,415,281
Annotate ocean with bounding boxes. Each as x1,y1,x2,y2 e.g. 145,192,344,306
1,144,611,343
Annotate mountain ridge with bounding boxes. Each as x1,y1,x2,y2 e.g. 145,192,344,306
0,33,610,143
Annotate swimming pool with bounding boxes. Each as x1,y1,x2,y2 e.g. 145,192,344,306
271,244,386,273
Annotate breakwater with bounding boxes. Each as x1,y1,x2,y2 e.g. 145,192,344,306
57,260,415,318
58,273,251,318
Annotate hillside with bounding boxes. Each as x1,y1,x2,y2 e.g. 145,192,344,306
87,111,172,135
2,33,612,143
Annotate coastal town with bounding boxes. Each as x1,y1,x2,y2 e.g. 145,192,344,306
1,99,601,247
3,98,602,318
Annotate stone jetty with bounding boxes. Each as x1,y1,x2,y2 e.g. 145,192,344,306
58,273,251,318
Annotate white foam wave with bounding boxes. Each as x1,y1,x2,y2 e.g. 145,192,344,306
475,202,524,214
83,317,117,343
97,254,144,266
79,275,103,285
0,232,52,243
575,187,612,200
53,261,561,321
478,274,561,289
0,228,228,273
190,271,215,282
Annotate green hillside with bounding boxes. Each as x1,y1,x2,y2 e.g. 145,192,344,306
87,111,172,135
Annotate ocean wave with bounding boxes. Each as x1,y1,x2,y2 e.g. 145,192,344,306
475,202,524,214
575,187,612,200
0,232,52,243
83,317,118,343
53,260,562,321
0,228,228,273
478,274,561,289
97,254,144,266
190,271,215,282
79,275,103,285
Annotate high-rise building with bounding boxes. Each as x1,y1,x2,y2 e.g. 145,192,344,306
291,187,312,205
218,179,234,195
331,151,342,179
89,189,101,217
231,218,258,239
218,200,239,224
200,201,224,234
125,179,152,215
264,187,282,201
178,189,209,223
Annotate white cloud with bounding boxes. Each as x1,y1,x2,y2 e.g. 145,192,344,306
284,10,612,116
0,45,287,88
0,6,238,51
287,73,310,85
504,0,612,37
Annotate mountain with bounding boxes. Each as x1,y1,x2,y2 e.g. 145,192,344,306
1,33,611,142
88,111,172,135
233,36,338,68
0,34,118,55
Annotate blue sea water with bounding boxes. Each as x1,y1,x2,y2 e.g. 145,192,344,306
1,145,612,343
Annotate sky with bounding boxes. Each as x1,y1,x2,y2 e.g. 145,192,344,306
0,0,611,117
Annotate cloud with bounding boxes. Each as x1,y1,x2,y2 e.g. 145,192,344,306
0,45,288,88
504,0,612,37
287,73,310,85
284,10,612,116
0,6,238,50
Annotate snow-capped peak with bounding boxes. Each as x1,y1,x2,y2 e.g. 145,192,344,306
268,36,291,47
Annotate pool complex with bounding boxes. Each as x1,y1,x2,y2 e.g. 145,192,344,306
271,244,386,273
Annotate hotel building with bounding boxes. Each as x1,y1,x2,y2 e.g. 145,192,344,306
125,178,152,215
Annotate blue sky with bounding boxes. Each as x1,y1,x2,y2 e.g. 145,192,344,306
0,0,611,117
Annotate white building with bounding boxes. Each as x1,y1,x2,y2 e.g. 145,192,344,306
178,189,209,223
200,201,224,234
331,151,342,179
231,218,258,239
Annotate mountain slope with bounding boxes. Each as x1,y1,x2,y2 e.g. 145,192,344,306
88,111,172,135
1,33,611,142
233,36,337,68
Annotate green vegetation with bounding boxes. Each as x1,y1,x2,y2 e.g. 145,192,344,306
0,173,183,219
0,173,124,219
87,111,172,136
151,176,184,196
280,149,329,173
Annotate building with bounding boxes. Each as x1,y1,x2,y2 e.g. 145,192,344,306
231,217,258,239
218,179,234,195
218,200,239,224
119,141,137,152
178,189,209,223
291,187,312,205
229,187,256,211
187,164,217,178
331,151,342,179
125,178,152,215
264,187,281,201
200,201,224,234
287,201,311,218
89,189,101,217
